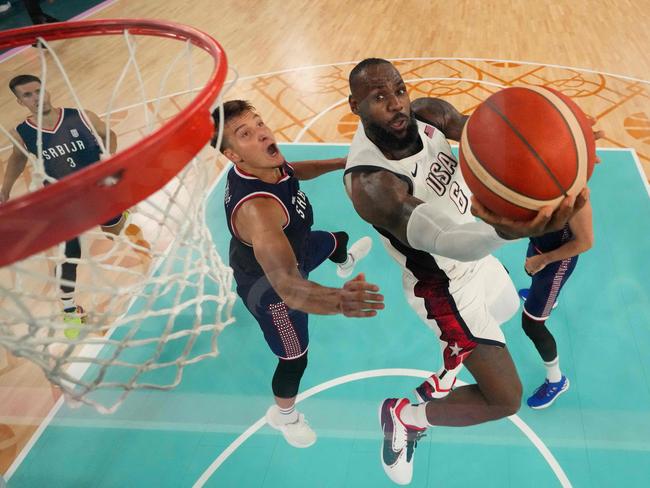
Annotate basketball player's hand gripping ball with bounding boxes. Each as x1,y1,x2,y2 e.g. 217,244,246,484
460,86,599,237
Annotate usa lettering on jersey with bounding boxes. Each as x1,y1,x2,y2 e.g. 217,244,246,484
425,152,468,213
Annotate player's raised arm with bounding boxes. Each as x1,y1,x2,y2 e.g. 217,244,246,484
345,169,507,262
411,97,469,142
0,129,29,203
234,197,384,317
289,157,346,180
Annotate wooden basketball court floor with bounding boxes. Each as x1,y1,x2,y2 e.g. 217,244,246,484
1,1,649,486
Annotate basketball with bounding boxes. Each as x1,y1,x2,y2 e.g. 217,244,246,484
459,86,597,220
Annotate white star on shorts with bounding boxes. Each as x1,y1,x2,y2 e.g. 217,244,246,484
450,342,463,356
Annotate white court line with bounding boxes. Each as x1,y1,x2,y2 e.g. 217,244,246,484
630,149,650,198
234,56,650,86
4,395,64,480
193,368,571,488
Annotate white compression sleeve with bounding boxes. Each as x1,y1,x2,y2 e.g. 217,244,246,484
406,202,510,262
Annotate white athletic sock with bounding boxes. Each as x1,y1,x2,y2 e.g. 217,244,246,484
437,364,462,389
544,356,562,383
277,404,299,424
337,254,354,269
397,403,429,430
61,297,76,312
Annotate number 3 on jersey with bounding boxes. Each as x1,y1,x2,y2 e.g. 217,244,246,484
66,156,76,168
450,181,468,214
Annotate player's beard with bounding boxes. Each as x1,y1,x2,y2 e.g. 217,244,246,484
365,112,419,153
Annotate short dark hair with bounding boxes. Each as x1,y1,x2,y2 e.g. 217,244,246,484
9,74,41,95
349,58,391,93
210,99,256,151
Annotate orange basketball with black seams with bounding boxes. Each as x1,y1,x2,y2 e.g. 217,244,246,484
459,86,596,220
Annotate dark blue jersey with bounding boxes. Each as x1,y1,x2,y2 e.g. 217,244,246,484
16,108,102,180
530,223,573,253
224,163,314,286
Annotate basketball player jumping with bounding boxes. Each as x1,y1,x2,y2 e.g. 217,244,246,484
343,58,592,485
213,100,382,448
1,74,144,337
518,200,593,409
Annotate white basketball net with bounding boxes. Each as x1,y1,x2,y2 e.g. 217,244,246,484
0,29,236,413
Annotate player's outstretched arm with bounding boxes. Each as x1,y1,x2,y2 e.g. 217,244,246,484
470,187,590,240
346,170,507,261
0,130,29,203
289,157,346,180
524,198,594,275
411,97,469,142
235,197,384,317
85,110,117,154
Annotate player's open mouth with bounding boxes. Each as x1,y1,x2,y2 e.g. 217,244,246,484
266,143,279,156
389,116,407,130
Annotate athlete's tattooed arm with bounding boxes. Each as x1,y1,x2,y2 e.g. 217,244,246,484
411,98,469,142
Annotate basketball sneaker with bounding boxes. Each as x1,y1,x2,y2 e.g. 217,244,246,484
265,405,316,448
413,372,457,403
527,376,570,409
518,288,558,309
62,305,87,339
379,398,426,485
337,236,372,278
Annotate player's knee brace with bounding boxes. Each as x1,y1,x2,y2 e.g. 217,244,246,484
271,353,308,399
521,313,557,362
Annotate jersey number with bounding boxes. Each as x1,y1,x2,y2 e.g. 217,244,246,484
450,182,468,214
66,157,76,168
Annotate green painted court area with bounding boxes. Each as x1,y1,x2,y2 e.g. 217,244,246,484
9,146,650,487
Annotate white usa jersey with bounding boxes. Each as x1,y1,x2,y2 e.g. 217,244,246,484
344,119,479,284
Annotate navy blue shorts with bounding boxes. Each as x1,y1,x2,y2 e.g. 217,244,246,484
235,230,337,359
523,241,578,320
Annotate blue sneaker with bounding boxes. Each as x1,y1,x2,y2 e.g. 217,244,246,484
527,376,570,409
518,288,558,309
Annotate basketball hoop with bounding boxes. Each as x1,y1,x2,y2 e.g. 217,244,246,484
0,20,236,413
0,19,227,266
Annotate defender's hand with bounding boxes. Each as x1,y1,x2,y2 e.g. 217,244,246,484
525,254,547,275
339,273,384,318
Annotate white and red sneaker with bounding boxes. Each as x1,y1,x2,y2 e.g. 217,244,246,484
414,371,457,403
379,398,426,485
